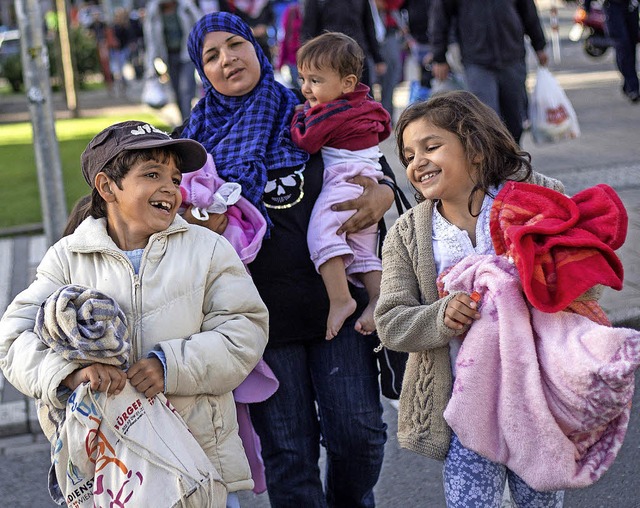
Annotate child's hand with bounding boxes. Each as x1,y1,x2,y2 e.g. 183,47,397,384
182,206,229,234
444,292,481,331
202,212,229,234
127,357,164,399
62,364,127,395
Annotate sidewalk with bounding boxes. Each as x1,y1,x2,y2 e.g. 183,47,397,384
0,78,183,127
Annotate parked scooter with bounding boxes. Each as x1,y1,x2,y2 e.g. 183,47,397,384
569,0,613,58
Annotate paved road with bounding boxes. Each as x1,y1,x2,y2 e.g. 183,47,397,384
2,383,639,508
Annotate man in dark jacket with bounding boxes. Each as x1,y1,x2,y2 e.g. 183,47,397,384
429,0,548,143
585,0,639,102
302,0,386,87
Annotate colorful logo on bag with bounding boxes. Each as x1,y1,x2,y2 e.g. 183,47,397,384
94,470,144,506
114,398,144,433
58,383,219,506
67,459,84,486
65,475,94,505
69,390,100,418
545,105,569,126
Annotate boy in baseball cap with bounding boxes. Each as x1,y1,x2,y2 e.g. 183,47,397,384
71,120,207,243
0,119,269,503
80,120,207,187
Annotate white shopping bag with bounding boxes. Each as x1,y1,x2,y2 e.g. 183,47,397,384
530,67,580,144
141,77,169,109
54,381,226,508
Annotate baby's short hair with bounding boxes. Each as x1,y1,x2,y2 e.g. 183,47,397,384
297,32,364,81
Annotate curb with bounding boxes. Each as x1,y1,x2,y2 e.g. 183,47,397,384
0,223,44,239
609,310,640,331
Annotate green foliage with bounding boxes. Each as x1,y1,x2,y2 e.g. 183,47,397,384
1,27,101,93
1,53,23,92
69,27,101,86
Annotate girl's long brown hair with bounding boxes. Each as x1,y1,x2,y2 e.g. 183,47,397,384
395,90,532,211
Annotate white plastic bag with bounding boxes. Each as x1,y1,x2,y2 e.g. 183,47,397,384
141,77,169,109
530,67,580,144
54,381,226,507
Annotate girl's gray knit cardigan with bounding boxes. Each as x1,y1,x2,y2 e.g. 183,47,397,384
374,171,564,460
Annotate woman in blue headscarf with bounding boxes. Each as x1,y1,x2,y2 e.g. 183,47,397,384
180,12,393,507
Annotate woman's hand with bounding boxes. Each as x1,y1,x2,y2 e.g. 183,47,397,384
444,293,481,331
182,206,229,234
536,50,549,67
127,357,164,399
62,364,127,395
332,177,395,235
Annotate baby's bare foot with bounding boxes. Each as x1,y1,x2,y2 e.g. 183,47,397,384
326,297,357,340
355,297,378,336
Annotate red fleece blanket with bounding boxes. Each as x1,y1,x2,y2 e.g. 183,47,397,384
490,182,628,312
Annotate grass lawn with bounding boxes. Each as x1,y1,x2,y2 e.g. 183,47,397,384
0,113,171,230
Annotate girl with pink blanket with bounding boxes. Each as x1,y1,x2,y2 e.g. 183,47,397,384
374,91,568,507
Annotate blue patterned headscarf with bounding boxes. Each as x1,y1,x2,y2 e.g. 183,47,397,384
182,12,309,232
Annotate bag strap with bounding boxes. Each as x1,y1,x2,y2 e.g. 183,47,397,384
377,179,412,257
394,182,413,213
375,180,412,354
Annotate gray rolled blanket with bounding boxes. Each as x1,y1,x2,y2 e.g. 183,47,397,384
35,284,130,368
34,284,132,503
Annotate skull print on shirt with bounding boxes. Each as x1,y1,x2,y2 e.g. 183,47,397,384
263,166,306,209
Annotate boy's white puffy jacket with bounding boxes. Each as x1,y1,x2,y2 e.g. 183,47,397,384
0,216,269,493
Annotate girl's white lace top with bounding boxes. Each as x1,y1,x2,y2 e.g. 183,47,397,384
432,188,499,376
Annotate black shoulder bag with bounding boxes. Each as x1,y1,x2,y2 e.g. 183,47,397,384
374,179,413,400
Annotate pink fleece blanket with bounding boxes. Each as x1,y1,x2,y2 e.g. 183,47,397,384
181,155,275,493
234,360,279,494
442,254,640,491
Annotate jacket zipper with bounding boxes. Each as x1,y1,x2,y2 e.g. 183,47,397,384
132,275,142,362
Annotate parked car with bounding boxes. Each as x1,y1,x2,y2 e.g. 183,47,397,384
0,27,22,91
0,27,20,62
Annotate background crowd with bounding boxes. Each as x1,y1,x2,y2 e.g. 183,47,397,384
1,1,637,126
18,0,443,125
